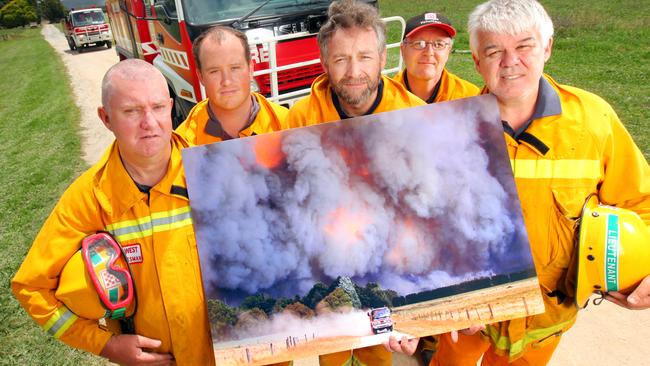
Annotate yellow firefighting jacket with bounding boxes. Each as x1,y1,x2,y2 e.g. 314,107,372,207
176,92,289,144
286,74,425,128
482,74,650,360
393,68,480,103
11,133,214,366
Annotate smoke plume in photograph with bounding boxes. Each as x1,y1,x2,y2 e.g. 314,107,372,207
182,95,532,303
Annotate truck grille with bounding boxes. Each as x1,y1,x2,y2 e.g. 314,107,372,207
257,63,323,94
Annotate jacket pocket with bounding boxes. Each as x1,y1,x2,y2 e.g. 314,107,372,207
536,188,584,297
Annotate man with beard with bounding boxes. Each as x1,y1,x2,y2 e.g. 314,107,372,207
285,0,424,128
285,1,422,365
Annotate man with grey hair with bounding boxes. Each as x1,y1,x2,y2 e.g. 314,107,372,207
286,0,423,128
414,0,650,365
12,59,214,366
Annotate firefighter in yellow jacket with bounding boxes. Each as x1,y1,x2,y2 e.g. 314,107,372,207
286,1,423,365
405,1,650,365
11,60,214,366
393,12,479,104
176,25,289,144
286,1,424,130
175,24,292,366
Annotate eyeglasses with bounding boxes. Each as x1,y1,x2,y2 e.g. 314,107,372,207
405,40,451,51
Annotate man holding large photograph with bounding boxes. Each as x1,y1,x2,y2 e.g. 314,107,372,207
285,0,423,364
420,0,650,364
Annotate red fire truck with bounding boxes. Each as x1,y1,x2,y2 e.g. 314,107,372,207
368,306,393,334
63,8,113,52
106,0,404,127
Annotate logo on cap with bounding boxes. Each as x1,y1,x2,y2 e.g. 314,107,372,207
424,13,438,21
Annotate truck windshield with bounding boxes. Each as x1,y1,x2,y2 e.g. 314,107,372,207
71,10,105,27
372,308,390,318
182,0,331,25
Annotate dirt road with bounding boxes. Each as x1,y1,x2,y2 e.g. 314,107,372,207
41,23,117,164
41,24,649,366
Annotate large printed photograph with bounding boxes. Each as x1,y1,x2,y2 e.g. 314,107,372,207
182,95,544,365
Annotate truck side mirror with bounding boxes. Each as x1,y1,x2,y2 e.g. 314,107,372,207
153,4,176,25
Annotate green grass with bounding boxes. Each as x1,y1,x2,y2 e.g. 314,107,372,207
0,28,106,365
381,0,650,159
1,1,648,365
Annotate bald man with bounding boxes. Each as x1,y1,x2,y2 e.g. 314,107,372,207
12,59,214,366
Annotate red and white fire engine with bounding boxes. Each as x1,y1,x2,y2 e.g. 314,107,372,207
368,306,394,334
63,8,113,52
106,0,404,127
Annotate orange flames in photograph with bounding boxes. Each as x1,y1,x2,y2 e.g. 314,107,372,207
253,132,285,169
323,207,371,246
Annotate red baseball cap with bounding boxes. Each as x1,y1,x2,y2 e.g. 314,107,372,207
404,12,456,39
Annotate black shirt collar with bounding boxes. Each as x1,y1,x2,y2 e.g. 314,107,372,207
503,76,562,139
204,95,260,140
403,71,441,104
332,79,384,119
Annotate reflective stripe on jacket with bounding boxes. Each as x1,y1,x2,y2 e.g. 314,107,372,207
11,133,214,365
176,92,289,145
484,74,650,360
393,68,480,103
285,74,425,128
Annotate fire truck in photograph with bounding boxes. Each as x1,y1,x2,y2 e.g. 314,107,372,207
106,0,405,127
63,8,113,52
368,306,394,334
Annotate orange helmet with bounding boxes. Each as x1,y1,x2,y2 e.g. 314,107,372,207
575,195,650,309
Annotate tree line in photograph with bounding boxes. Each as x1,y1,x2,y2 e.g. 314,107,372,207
207,268,536,341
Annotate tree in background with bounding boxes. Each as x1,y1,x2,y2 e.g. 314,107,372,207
320,287,354,311
302,282,329,309
327,276,362,308
282,302,315,319
235,308,268,334
272,296,299,313
356,282,397,308
41,0,64,21
0,0,38,28
241,293,277,315
206,299,238,342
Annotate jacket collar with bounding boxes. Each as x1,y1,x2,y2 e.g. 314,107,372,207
204,94,260,140
93,133,189,217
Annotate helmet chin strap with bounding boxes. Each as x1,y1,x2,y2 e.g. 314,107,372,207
591,291,606,306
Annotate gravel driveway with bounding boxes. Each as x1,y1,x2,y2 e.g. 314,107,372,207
42,23,117,164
